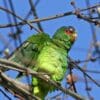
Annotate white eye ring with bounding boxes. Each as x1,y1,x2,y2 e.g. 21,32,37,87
69,28,73,32
68,26,75,32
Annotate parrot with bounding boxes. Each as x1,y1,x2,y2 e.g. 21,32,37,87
8,26,77,99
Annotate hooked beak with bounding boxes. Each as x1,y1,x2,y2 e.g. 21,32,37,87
73,33,77,40
70,33,77,42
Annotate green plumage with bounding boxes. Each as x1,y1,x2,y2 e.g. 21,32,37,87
32,42,68,99
9,26,77,99
9,33,50,67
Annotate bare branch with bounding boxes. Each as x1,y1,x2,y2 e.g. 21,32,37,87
0,70,40,100
0,88,12,100
0,4,100,28
0,58,86,100
0,6,41,32
68,57,100,87
29,0,43,32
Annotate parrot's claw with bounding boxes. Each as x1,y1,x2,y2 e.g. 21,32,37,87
44,74,50,82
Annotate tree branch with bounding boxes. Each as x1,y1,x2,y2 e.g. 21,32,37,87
0,58,86,100
0,69,40,100
0,6,41,32
0,4,100,28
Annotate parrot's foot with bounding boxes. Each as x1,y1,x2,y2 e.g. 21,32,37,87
44,74,50,82
44,74,50,79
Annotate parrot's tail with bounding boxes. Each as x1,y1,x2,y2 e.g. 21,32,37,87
32,77,48,100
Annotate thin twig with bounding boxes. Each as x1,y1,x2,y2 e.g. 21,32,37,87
69,66,77,93
85,0,99,54
75,56,100,64
3,0,18,49
83,73,92,99
0,88,12,100
84,69,100,74
29,0,43,32
0,6,41,32
0,69,40,100
68,57,100,87
0,4,100,28
0,10,73,28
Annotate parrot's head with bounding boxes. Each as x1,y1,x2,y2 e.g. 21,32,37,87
53,26,77,50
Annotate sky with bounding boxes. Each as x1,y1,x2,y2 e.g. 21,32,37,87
0,0,100,100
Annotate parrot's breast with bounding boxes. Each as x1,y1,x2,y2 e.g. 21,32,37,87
36,42,68,81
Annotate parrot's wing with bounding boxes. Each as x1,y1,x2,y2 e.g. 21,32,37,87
8,41,37,67
8,33,51,68
7,33,50,78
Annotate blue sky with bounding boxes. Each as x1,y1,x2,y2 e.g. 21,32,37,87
0,0,100,100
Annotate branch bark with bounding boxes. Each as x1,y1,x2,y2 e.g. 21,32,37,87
0,58,86,100
0,4,100,28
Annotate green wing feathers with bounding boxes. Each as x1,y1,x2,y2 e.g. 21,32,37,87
9,33,50,67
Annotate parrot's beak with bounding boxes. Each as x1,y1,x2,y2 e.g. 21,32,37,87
73,33,77,40
70,33,77,42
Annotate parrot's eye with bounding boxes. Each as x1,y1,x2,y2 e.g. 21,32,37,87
65,26,75,35
65,29,73,35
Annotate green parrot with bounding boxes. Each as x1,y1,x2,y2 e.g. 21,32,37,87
8,26,77,99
